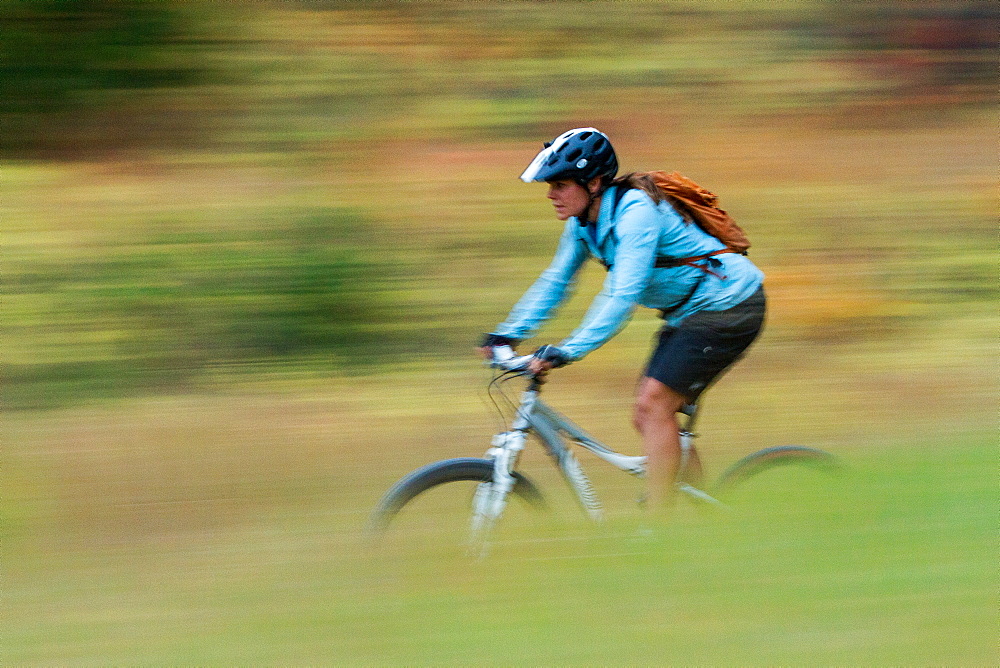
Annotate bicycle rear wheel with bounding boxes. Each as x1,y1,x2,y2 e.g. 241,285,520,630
367,457,546,536
713,445,842,494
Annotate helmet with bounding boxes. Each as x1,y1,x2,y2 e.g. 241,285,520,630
519,127,618,184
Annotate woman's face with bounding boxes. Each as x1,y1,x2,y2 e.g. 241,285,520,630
546,180,590,221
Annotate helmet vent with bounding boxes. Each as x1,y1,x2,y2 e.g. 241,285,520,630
578,131,593,140
566,148,582,161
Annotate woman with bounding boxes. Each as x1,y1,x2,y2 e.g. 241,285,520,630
479,127,766,510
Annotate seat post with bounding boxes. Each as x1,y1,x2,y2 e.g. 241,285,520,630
676,402,700,485
678,402,699,432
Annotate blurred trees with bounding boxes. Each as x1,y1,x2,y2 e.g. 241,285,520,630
0,0,208,158
5,207,400,409
808,1,997,106
1,1,409,408
2,0,995,160
2,0,996,409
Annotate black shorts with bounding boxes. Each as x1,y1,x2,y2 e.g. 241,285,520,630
645,286,766,402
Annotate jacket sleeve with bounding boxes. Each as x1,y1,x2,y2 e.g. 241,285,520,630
557,198,659,360
493,220,589,341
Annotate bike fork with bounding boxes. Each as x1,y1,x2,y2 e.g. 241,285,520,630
469,429,527,556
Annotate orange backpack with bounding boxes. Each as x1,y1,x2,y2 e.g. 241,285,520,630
640,171,750,254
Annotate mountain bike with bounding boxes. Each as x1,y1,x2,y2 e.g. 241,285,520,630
368,346,840,552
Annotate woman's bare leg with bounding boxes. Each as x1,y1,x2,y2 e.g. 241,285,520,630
633,377,693,510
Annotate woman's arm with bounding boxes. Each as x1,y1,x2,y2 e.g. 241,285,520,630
492,219,588,342
557,197,659,360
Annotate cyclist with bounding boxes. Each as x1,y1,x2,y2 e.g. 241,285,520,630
479,127,766,510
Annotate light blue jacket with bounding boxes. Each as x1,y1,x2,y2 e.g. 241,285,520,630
494,186,764,361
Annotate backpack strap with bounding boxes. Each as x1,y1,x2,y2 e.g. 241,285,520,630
654,249,742,279
607,185,741,278
611,184,630,217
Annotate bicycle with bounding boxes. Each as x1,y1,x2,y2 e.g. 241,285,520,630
368,346,841,552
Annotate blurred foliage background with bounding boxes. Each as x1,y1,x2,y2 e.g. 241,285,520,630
3,1,997,664
3,0,996,408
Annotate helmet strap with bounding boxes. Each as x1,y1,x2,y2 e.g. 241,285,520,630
577,178,604,224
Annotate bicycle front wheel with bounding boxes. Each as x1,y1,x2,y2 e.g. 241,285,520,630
367,457,546,536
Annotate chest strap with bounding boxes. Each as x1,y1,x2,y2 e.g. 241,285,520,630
602,249,742,279
654,249,742,279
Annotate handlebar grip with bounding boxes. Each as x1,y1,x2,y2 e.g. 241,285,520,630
487,346,534,372
492,345,516,362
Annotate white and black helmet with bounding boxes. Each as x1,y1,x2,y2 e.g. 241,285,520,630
519,127,618,184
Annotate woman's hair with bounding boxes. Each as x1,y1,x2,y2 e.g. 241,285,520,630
606,172,663,204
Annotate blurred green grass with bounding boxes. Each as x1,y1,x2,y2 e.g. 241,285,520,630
4,417,994,664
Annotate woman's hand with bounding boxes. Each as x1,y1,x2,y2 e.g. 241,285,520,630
478,346,551,378
527,357,554,380
529,344,569,382
478,334,519,362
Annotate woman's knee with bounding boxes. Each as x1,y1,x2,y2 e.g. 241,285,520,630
633,378,687,430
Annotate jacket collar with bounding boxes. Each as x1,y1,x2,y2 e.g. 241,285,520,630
594,185,619,247
574,185,619,249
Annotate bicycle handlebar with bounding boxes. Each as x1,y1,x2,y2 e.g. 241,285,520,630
489,345,536,373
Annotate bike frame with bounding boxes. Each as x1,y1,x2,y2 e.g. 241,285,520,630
472,368,726,536
368,348,838,554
